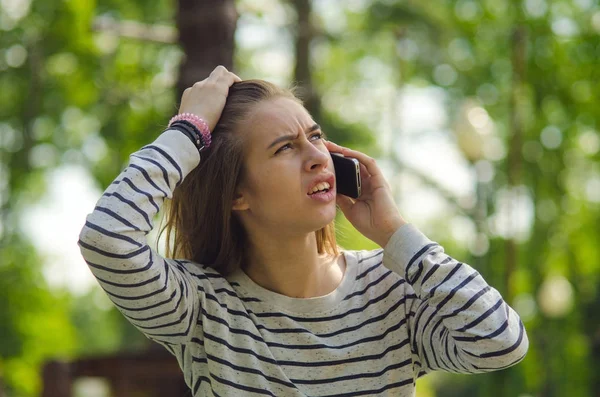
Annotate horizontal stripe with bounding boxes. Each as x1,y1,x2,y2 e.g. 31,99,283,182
421,257,453,285
441,285,491,321
320,377,414,397
94,206,142,232
83,221,142,247
124,287,184,322
199,330,410,368
102,261,170,301
196,297,417,352
85,258,152,274
275,338,411,367
252,278,405,322
112,289,178,312
128,163,168,197
103,191,152,228
192,375,211,395
210,373,275,396
292,358,412,385
102,278,168,301
192,278,411,334
435,271,479,310
267,315,410,350
79,239,149,259
344,269,393,300
131,153,170,188
133,310,188,331
466,320,525,359
94,272,160,289
205,353,297,389
456,298,504,333
255,293,417,338
121,176,160,212
455,318,509,342
197,309,266,344
474,350,527,371
145,308,194,338
140,144,182,185
356,261,383,280
427,262,463,300
405,243,438,278
358,250,383,263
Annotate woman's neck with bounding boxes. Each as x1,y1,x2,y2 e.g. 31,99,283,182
243,232,345,298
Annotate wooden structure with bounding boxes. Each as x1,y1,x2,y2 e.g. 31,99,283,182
41,347,188,397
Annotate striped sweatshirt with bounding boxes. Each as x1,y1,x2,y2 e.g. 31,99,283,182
78,129,528,396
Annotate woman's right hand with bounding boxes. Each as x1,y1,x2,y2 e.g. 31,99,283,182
178,65,242,131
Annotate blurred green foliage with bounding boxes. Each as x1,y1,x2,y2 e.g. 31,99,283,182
0,0,174,394
1,0,599,396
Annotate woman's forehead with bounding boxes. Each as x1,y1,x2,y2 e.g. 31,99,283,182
250,97,311,134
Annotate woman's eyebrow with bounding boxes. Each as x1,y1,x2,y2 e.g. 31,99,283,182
267,123,321,150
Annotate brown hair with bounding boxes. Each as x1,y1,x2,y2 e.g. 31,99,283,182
161,80,339,275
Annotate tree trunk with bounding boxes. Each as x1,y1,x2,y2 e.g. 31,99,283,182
176,0,238,96
290,0,321,121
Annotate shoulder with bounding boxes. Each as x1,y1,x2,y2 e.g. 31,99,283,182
342,248,411,303
342,248,387,281
169,258,238,291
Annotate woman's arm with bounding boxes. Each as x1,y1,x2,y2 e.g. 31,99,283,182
384,224,528,374
78,66,241,345
324,141,528,374
78,129,203,344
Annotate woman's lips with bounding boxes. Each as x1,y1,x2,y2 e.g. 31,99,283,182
307,189,336,203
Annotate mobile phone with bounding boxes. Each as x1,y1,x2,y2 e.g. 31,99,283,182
330,152,361,199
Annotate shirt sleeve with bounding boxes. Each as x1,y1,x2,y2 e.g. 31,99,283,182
78,129,208,345
382,223,529,376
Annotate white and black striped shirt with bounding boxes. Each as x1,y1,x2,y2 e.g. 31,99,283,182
78,130,528,396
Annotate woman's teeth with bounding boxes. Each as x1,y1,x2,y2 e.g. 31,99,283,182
310,182,331,194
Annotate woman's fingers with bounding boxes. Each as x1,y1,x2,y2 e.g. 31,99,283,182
177,65,242,129
324,140,343,153
358,162,371,178
336,194,354,213
325,141,380,178
209,65,241,85
209,65,231,80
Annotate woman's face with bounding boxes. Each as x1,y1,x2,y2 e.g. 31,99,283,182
233,96,337,236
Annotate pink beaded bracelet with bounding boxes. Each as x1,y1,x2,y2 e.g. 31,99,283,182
168,113,212,149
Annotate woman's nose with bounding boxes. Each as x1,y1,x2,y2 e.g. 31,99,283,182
305,145,330,171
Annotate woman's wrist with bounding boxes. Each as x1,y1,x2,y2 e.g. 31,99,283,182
378,218,408,248
169,120,204,149
168,113,212,152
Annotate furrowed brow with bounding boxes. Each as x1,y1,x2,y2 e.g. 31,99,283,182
267,123,321,150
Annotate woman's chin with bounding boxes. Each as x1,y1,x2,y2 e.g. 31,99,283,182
310,205,337,228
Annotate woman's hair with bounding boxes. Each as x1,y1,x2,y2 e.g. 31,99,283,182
160,80,339,275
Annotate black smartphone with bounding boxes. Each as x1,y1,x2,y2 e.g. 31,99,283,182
330,152,361,199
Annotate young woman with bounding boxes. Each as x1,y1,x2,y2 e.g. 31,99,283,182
79,65,528,396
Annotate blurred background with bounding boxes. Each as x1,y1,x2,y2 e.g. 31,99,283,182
0,0,599,395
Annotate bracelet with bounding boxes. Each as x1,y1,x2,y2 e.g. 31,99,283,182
169,121,205,150
168,113,212,150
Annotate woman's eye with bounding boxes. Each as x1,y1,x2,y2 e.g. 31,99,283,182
275,133,322,154
275,143,291,154
310,132,323,141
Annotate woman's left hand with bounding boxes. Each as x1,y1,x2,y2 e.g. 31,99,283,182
324,141,407,248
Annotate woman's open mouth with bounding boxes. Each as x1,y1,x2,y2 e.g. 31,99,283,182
308,181,331,195
306,175,335,203
307,183,335,202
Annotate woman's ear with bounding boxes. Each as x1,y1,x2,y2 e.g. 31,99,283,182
232,192,250,211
